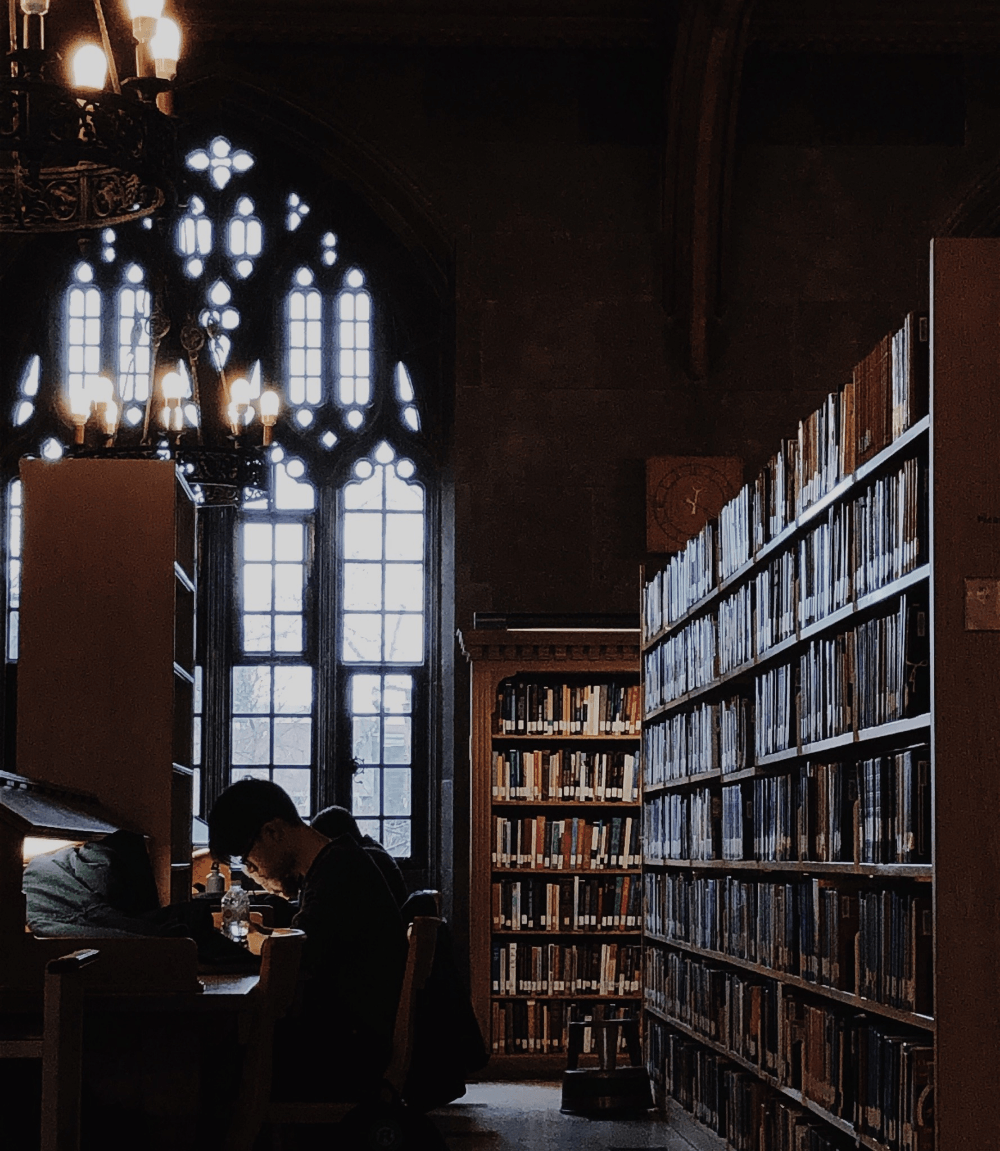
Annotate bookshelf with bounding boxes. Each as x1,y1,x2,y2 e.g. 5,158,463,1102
636,244,1000,1148
16,459,197,907
460,627,642,1074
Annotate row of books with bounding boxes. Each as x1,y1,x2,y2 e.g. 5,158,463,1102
491,1000,637,1055
643,318,926,637
785,997,933,1151
495,680,641,735
854,597,928,730
720,750,930,866
643,696,751,785
491,940,641,996
648,1019,931,1151
796,507,852,631
650,467,924,685
644,790,719,861
643,615,716,709
645,948,777,1062
491,814,640,870
719,486,752,582
643,522,714,636
754,663,795,758
857,889,933,1012
851,457,924,599
491,748,639,802
647,956,932,1151
719,583,753,675
492,875,641,931
755,550,797,654
645,872,932,1012
754,596,928,757
756,316,926,537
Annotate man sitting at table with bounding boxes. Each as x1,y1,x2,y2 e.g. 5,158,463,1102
208,778,407,1098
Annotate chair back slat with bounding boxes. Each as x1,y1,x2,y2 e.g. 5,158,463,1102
385,915,441,1095
224,928,305,1151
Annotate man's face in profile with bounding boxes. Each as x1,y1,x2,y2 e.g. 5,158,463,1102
243,819,301,899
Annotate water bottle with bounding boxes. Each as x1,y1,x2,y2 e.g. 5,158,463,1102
221,876,250,945
205,861,225,895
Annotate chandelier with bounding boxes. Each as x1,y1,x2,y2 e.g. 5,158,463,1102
2,4,282,503
1,0,180,232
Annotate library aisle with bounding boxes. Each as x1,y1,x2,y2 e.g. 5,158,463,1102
432,1082,697,1150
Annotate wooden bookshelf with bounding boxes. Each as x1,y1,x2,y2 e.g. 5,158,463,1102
16,459,197,906
640,278,954,1146
460,627,641,1074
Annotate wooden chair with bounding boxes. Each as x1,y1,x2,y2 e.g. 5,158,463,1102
225,917,442,1151
0,947,100,1151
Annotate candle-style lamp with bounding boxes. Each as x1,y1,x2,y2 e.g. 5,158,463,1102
259,389,279,446
149,17,180,113
228,376,251,436
160,370,185,433
125,0,165,79
70,392,91,445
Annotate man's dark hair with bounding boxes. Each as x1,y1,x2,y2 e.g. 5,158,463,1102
310,804,363,844
208,778,303,863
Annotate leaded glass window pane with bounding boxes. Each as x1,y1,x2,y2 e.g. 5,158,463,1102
230,663,314,817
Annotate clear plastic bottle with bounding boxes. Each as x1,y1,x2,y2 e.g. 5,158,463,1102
205,861,225,895
220,876,251,945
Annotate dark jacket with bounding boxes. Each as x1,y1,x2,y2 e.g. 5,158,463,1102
282,834,408,1094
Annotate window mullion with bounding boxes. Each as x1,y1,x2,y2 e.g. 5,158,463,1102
313,481,341,811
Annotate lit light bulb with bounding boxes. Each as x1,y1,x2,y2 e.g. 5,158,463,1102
103,401,119,436
229,377,251,407
161,371,184,401
71,44,108,90
259,389,279,445
125,0,165,21
259,390,279,421
227,401,242,435
69,391,92,444
150,17,180,79
126,0,166,76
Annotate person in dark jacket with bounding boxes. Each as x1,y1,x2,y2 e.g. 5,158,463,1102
208,779,407,1097
310,804,408,908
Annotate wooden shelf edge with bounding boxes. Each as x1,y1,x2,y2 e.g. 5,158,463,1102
492,867,641,875
641,859,932,879
493,930,642,937
492,799,641,807
492,732,640,741
492,992,642,1000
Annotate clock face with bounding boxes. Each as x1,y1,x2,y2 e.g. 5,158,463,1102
647,458,741,552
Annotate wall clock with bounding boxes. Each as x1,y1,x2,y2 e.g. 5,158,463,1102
646,456,743,553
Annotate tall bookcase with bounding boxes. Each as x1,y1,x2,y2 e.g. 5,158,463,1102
461,628,643,1074
16,458,197,907
640,240,1000,1151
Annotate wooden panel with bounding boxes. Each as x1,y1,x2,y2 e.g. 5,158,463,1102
930,238,1000,1149
16,459,189,906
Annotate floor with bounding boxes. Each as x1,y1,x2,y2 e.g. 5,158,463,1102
429,1083,699,1151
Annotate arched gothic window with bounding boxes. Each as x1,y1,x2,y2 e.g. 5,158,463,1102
0,131,441,867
